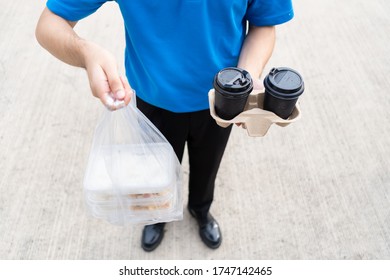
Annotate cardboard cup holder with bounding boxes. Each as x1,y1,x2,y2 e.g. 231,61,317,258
209,89,301,137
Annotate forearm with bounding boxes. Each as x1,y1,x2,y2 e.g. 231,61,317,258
237,25,276,81
35,7,132,109
35,7,87,68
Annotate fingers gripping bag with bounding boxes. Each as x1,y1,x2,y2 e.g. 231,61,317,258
83,96,183,225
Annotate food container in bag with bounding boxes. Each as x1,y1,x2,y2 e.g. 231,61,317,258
83,96,183,225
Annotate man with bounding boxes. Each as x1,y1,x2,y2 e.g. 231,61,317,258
36,0,294,251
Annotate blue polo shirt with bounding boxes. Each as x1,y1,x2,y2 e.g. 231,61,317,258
47,0,294,112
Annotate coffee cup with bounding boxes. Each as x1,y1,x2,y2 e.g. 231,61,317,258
213,67,253,120
263,67,304,119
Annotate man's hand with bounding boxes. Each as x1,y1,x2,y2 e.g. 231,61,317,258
82,41,132,110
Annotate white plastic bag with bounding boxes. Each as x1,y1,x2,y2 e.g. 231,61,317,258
83,97,183,225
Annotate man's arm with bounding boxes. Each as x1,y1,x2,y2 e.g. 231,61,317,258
237,25,276,89
35,7,132,109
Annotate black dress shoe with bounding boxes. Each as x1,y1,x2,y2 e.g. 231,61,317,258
188,207,222,249
141,223,165,252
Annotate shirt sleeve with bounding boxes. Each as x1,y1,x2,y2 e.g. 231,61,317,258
46,0,112,21
246,0,294,26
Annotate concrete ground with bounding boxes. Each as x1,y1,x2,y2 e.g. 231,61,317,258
1,0,390,260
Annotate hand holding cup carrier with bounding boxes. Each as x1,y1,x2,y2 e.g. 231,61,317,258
211,67,304,136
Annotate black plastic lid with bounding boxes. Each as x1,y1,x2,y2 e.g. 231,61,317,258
215,67,253,96
264,67,304,98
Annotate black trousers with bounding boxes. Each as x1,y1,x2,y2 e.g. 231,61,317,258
136,97,232,216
